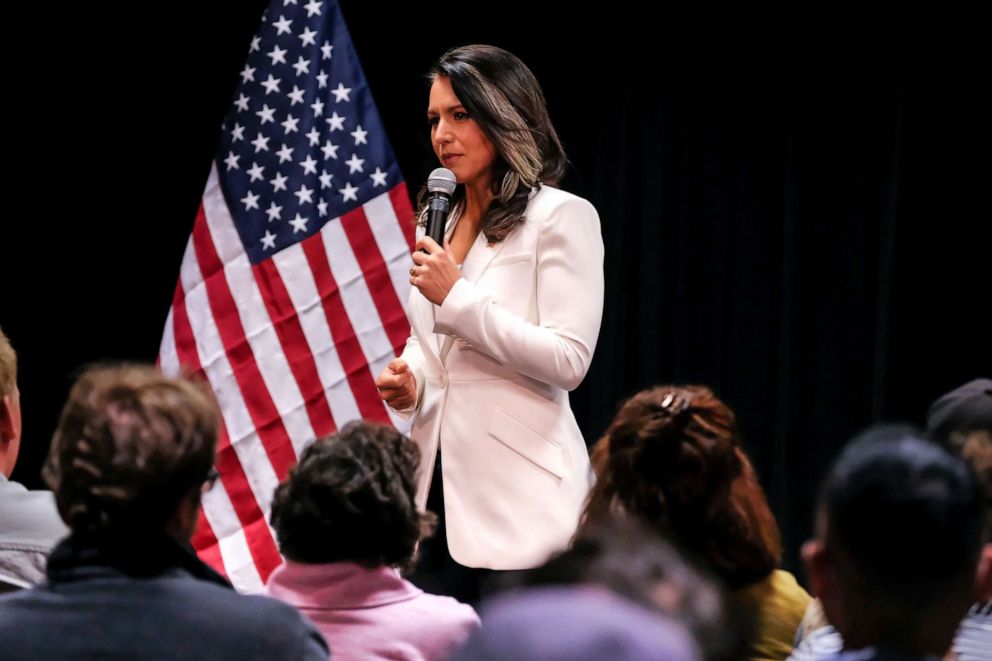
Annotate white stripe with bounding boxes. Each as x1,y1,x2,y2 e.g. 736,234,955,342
321,217,397,389
363,191,413,310
271,243,362,428
202,165,316,458
158,308,179,377
179,252,281,517
202,480,265,593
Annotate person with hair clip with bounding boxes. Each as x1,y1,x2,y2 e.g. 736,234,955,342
374,44,604,601
581,385,811,661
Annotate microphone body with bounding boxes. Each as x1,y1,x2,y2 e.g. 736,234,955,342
423,168,457,252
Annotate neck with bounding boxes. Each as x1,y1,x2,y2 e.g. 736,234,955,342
461,174,494,228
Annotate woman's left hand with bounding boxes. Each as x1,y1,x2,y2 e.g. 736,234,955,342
410,236,461,306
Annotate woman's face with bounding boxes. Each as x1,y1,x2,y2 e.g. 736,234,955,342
427,76,497,189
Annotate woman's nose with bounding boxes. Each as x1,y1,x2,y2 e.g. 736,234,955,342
434,119,453,143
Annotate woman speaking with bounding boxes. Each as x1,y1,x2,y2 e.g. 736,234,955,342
375,45,604,600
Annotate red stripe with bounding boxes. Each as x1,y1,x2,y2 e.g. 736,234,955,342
191,515,227,579
170,273,284,581
253,258,337,439
389,182,417,252
191,206,296,480
340,206,410,353
301,231,390,424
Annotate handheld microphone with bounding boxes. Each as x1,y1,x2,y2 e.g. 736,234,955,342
424,168,457,252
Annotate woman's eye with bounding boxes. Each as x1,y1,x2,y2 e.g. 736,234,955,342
427,116,439,126
454,111,469,121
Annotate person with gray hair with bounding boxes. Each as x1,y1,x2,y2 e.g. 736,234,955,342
0,364,328,660
0,326,67,592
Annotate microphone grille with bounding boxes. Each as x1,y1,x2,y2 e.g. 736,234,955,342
427,168,457,195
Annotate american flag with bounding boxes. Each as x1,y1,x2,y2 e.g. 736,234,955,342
157,0,415,592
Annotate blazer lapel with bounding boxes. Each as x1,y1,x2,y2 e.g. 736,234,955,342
439,231,508,362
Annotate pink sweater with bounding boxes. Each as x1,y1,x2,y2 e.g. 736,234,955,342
264,561,479,660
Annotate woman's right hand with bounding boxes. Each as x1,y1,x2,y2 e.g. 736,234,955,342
375,358,417,410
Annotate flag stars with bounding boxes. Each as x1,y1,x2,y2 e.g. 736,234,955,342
326,112,345,132
261,230,277,250
251,133,271,153
281,114,300,134
321,41,333,60
351,125,368,145
240,65,256,83
270,172,289,192
345,153,365,174
321,140,339,160
224,151,240,171
300,155,319,175
317,199,328,217
249,36,261,53
287,85,305,105
247,162,266,182
339,182,359,202
234,93,250,112
310,99,324,117
273,15,293,35
316,71,328,89
305,127,321,146
230,123,245,141
292,56,310,76
370,167,388,187
304,0,322,17
267,45,288,66
331,83,352,103
295,184,314,205
319,170,334,189
289,213,309,233
256,104,276,124
241,190,260,210
299,27,318,47
276,144,295,163
261,74,282,95
265,201,283,222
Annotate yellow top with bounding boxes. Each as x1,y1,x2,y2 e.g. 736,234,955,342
732,569,812,661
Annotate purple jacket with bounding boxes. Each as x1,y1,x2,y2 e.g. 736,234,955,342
264,561,479,660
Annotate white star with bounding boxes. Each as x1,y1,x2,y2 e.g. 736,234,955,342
265,202,283,222
261,74,281,95
294,184,314,205
321,140,339,160
339,182,359,202
345,153,365,174
234,93,250,112
240,65,256,83
370,167,388,187
320,41,333,60
251,133,270,153
304,0,322,17
326,112,345,131
331,83,351,103
256,104,276,124
261,230,277,250
300,155,318,175
317,199,328,217
310,99,324,117
230,123,245,141
283,0,298,5
249,36,261,53
292,56,310,76
299,27,318,47
270,172,289,192
273,15,293,35
223,151,240,171
289,213,309,233
316,71,328,89
319,169,334,189
287,85,305,106
247,162,266,182
241,190,260,210
276,144,295,163
306,127,321,146
267,45,288,65
281,114,300,133
351,124,368,145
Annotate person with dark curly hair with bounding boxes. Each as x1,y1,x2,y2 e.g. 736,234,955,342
263,420,479,660
0,364,328,660
581,385,811,661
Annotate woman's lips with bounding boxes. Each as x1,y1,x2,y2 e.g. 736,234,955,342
442,154,462,166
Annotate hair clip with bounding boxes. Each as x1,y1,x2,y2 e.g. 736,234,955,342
659,391,691,416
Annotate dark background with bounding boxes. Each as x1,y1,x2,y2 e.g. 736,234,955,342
3,3,989,576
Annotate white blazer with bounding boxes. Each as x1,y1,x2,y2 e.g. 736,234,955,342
392,185,605,570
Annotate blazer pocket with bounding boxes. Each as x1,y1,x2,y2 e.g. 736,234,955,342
488,407,565,479
489,252,534,268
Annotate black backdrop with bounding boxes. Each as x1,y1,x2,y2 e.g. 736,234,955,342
3,3,989,575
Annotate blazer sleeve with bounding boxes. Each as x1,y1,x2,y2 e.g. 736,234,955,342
389,328,427,419
433,195,604,391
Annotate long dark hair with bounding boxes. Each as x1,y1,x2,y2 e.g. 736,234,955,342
583,385,782,589
418,44,568,244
